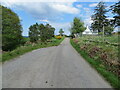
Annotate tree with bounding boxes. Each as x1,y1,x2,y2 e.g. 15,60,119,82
29,23,39,42
104,26,114,35
39,24,55,42
45,24,55,39
2,5,23,51
59,28,64,36
91,1,107,33
71,17,86,37
39,24,46,42
91,1,113,35
29,23,55,42
110,1,120,27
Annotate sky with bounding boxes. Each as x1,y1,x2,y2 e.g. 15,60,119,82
1,0,118,36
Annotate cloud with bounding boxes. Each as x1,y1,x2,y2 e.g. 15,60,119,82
1,0,77,3
48,22,71,35
1,0,118,3
76,4,82,8
1,1,80,21
39,19,50,23
83,8,93,16
106,17,114,20
84,17,93,26
89,3,98,7
83,8,90,11
51,4,79,14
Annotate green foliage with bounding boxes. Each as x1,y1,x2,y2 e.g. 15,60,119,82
2,37,65,62
71,17,86,36
29,23,55,42
70,39,120,89
104,26,114,35
110,1,120,27
59,28,64,36
70,32,75,38
2,5,23,51
91,1,114,35
44,24,55,40
39,24,55,42
39,24,46,42
29,23,39,42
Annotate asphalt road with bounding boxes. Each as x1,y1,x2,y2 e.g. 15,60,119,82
2,38,112,88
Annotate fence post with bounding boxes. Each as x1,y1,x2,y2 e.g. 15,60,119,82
103,25,104,42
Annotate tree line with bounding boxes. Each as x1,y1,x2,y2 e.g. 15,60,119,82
70,1,120,37
29,23,55,42
1,5,55,51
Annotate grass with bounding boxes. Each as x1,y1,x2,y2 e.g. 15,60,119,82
70,39,120,89
1,37,65,62
82,35,118,44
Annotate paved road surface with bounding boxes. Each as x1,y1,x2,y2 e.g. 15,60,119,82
2,38,112,88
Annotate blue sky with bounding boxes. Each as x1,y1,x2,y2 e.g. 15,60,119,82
1,0,117,36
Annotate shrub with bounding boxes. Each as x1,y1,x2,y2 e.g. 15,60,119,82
55,36,62,39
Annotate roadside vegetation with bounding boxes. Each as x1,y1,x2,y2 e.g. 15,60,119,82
70,1,120,89
1,36,64,62
70,36,120,89
2,5,24,51
1,5,65,62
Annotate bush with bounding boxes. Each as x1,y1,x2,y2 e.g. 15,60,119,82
55,36,62,39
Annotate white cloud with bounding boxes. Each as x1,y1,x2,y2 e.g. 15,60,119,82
1,0,77,3
83,8,92,15
1,0,118,3
89,3,98,7
84,17,93,26
106,17,114,20
76,4,82,8
83,8,90,11
39,19,50,23
49,22,71,35
51,4,79,14
1,1,80,21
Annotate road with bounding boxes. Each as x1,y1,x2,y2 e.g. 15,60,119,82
2,38,112,88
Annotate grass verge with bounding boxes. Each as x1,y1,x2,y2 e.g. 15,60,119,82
70,39,120,89
1,37,65,62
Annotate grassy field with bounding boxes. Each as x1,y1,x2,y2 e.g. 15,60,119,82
1,37,65,62
81,35,118,43
70,35,120,89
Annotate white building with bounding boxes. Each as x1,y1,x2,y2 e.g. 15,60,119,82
82,26,92,35
82,25,98,35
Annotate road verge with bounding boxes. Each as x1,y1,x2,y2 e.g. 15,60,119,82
1,37,65,63
70,38,120,89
